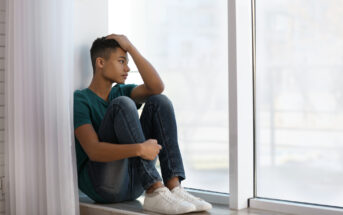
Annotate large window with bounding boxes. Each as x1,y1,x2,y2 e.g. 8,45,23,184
109,0,229,193
256,0,343,207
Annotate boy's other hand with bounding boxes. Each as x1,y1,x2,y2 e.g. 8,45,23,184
139,139,162,160
106,33,133,52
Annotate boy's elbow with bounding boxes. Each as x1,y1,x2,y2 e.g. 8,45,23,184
86,145,100,162
88,151,98,162
146,82,164,95
157,85,165,94
154,83,165,94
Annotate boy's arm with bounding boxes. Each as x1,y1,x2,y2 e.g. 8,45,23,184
106,34,164,103
75,124,161,162
75,124,141,162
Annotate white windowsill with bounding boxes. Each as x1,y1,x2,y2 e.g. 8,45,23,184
80,189,343,214
249,198,343,215
78,188,229,205
79,188,230,215
186,188,229,205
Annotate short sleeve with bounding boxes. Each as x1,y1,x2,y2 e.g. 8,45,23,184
119,84,137,97
118,84,142,109
74,91,92,129
119,84,142,109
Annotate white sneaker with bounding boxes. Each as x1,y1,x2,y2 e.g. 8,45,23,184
171,186,212,212
143,186,196,214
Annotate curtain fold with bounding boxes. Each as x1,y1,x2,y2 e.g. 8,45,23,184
5,0,79,214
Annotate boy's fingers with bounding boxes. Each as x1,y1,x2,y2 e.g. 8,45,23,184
106,33,119,39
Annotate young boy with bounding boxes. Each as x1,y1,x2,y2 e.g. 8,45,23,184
74,34,212,214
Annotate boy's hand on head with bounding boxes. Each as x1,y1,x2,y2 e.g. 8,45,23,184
106,33,134,52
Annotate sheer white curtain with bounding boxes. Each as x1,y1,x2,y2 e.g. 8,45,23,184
5,0,79,214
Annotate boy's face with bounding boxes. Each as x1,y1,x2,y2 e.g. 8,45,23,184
100,47,130,84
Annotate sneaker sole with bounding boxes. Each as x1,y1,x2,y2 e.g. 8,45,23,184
143,206,196,214
194,204,212,212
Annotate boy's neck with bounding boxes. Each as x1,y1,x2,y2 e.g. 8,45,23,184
88,76,113,102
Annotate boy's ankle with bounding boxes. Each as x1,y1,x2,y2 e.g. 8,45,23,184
166,176,180,190
146,181,164,194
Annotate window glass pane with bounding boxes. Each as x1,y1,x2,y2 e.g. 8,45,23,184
109,0,229,192
256,0,343,206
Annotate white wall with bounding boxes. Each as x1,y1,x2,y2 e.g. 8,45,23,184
73,0,108,202
0,0,5,213
74,0,109,90
0,1,108,213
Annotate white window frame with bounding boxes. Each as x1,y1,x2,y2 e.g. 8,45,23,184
183,0,254,208
228,0,254,210
185,0,254,208
189,1,343,214
184,0,255,208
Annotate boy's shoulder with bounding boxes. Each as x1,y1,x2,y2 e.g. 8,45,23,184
74,89,90,102
74,88,87,94
74,88,91,96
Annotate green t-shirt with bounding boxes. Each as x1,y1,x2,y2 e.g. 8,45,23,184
74,83,140,202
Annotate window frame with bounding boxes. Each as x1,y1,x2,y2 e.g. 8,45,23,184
185,0,255,208
248,0,343,214
190,1,343,214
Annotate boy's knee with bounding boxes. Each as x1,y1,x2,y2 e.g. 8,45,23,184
146,94,172,107
110,96,136,110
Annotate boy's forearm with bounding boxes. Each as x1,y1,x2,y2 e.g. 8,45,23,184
89,141,142,162
128,45,164,93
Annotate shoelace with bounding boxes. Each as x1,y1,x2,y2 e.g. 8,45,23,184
159,188,184,204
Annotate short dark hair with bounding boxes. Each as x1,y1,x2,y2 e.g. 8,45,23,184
90,37,120,73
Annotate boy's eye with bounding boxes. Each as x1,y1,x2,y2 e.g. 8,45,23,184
119,60,125,64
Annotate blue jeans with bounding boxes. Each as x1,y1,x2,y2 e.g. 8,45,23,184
86,94,186,203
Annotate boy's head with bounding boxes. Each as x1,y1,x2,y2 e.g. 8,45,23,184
90,36,130,83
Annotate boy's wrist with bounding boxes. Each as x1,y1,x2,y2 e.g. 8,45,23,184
135,143,142,157
127,44,136,54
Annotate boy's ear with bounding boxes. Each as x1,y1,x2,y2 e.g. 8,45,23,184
95,57,105,69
